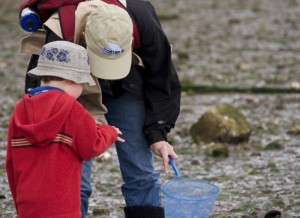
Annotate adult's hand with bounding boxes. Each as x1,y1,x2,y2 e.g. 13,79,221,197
150,141,178,174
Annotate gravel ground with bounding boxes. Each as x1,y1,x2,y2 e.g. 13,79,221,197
1,0,300,217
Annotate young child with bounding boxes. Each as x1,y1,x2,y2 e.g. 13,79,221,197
5,41,124,218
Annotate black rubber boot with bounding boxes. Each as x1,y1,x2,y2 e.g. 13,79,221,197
124,206,165,218
264,210,281,218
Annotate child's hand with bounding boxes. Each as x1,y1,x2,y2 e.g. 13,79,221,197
113,126,125,142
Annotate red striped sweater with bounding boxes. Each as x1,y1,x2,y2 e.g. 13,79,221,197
6,90,117,218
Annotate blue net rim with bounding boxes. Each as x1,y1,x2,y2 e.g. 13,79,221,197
162,177,220,201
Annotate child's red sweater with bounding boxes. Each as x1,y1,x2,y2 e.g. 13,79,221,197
6,90,117,218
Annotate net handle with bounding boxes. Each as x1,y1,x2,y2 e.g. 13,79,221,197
169,156,181,177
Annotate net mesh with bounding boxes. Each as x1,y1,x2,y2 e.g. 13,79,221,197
162,177,219,218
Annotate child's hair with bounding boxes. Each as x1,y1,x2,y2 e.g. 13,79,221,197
40,76,65,83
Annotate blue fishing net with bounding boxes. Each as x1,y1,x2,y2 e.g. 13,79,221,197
162,177,220,218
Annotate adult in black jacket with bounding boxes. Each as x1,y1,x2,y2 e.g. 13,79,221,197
23,0,181,217
99,1,181,217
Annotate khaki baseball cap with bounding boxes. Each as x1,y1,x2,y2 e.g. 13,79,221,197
85,3,133,80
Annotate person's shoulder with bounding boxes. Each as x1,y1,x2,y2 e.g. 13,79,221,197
67,96,93,118
60,94,93,124
51,91,79,110
127,0,156,17
62,94,83,110
13,95,27,111
126,0,159,34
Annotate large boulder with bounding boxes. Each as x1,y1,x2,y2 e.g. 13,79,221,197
190,103,251,144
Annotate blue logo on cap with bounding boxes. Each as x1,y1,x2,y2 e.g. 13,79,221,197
102,42,124,56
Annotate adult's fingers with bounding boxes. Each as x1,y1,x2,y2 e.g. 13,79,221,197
169,149,178,161
163,153,170,174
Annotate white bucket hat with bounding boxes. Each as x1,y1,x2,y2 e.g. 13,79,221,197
85,2,133,80
27,41,96,86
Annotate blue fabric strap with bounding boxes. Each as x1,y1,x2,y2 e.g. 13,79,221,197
28,86,64,97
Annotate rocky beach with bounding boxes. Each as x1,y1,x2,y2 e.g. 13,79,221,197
1,0,300,217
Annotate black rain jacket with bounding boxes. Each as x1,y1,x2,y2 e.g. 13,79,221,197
25,0,181,146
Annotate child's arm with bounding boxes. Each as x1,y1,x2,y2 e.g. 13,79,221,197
72,107,123,160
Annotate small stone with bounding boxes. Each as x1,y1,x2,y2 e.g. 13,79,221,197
95,151,112,162
287,124,300,135
263,141,283,150
207,143,229,158
190,159,200,165
190,103,251,144
92,208,110,216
